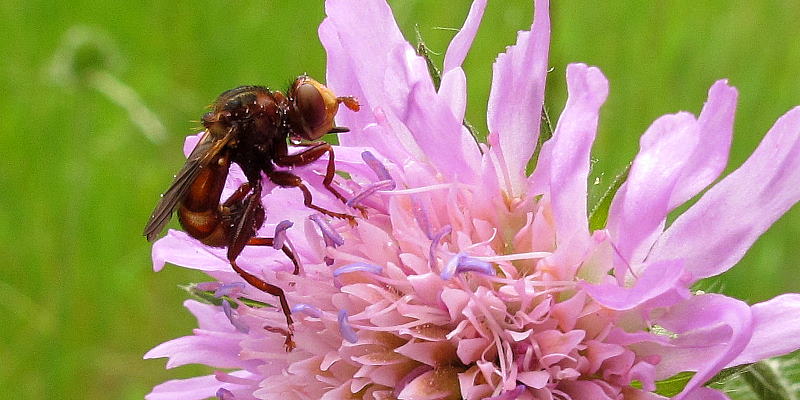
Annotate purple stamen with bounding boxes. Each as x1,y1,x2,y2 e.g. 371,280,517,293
216,388,235,400
214,282,246,298
309,214,344,247
290,303,322,318
346,179,395,207
333,262,383,277
440,253,495,280
221,299,249,333
361,151,394,185
337,309,358,343
428,225,452,272
486,385,525,400
272,220,294,249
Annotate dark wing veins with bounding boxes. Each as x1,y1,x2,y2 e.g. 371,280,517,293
143,130,233,241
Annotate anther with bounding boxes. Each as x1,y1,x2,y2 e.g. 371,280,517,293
214,282,246,298
216,388,235,400
346,179,395,207
333,262,383,277
290,303,322,318
361,151,394,186
337,310,357,343
221,299,249,333
273,220,294,249
309,214,344,247
429,225,452,273
441,253,495,280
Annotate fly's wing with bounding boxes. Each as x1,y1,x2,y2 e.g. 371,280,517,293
143,130,233,241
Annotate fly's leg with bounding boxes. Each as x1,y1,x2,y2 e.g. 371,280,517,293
225,184,297,351
274,141,367,217
268,170,357,226
247,237,299,275
228,259,295,352
222,182,253,207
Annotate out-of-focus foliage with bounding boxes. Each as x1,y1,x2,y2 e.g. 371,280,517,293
0,1,798,399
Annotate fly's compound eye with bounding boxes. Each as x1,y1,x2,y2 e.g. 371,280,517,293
294,83,327,139
201,112,215,126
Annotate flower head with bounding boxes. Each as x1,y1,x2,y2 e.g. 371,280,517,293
146,0,800,399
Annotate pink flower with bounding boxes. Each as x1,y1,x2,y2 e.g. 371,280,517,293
145,0,800,399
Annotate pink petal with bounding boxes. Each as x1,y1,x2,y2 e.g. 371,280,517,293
584,341,625,374
397,369,456,399
653,294,753,400
456,337,491,364
668,80,738,208
560,380,614,400
622,388,669,400
442,0,487,73
144,331,255,370
648,107,800,279
323,0,482,177
547,63,608,249
680,387,731,400
442,287,470,321
629,360,657,391
182,132,203,156
549,290,587,332
407,272,444,305
438,68,468,122
145,374,220,400
516,370,550,389
185,300,235,332
395,340,456,367
145,301,261,369
581,260,691,311
486,0,550,197
385,44,480,182
534,329,585,366
152,230,228,272
323,0,405,102
727,293,800,366
318,2,415,164
607,112,699,272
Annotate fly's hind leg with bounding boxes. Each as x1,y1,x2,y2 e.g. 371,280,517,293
228,259,295,351
225,184,298,351
247,237,299,275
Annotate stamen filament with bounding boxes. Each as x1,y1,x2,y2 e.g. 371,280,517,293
474,252,552,262
381,183,461,195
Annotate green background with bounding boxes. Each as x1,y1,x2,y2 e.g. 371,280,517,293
2,1,798,399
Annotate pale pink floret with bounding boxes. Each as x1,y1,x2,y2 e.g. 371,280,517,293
146,0,800,399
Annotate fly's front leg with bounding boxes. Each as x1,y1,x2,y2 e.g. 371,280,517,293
268,170,357,226
274,142,366,216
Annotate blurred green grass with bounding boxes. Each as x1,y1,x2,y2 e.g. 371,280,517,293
0,1,798,399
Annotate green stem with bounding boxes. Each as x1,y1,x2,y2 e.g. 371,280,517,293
742,361,793,400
